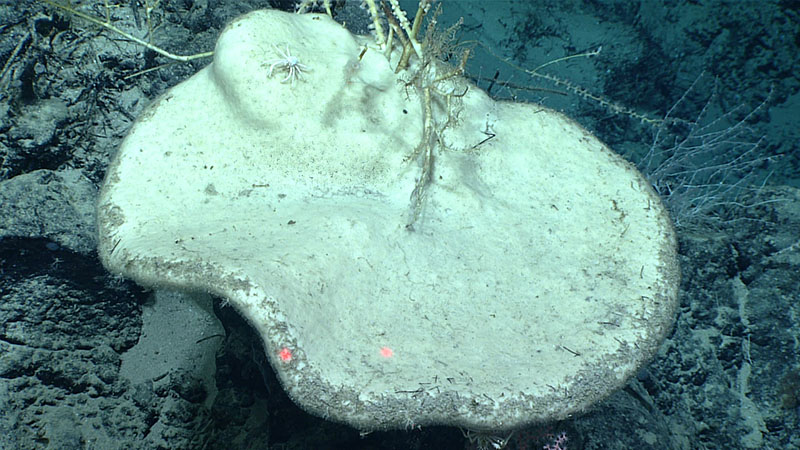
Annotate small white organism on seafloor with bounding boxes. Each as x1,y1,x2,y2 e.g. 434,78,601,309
266,44,310,86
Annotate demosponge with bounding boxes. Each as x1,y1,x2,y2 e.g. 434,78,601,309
97,9,679,431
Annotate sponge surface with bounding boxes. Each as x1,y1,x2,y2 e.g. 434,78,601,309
97,9,679,431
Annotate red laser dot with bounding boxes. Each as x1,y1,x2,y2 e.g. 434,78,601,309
380,346,394,358
278,347,292,362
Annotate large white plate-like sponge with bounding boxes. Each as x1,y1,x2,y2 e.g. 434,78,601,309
97,9,679,432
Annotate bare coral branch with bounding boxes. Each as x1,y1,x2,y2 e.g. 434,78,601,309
40,0,213,62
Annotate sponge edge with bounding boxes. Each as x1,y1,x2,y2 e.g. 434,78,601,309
97,9,680,432
210,10,361,127
208,9,421,189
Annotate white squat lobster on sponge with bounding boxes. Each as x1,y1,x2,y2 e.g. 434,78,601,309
266,45,310,86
